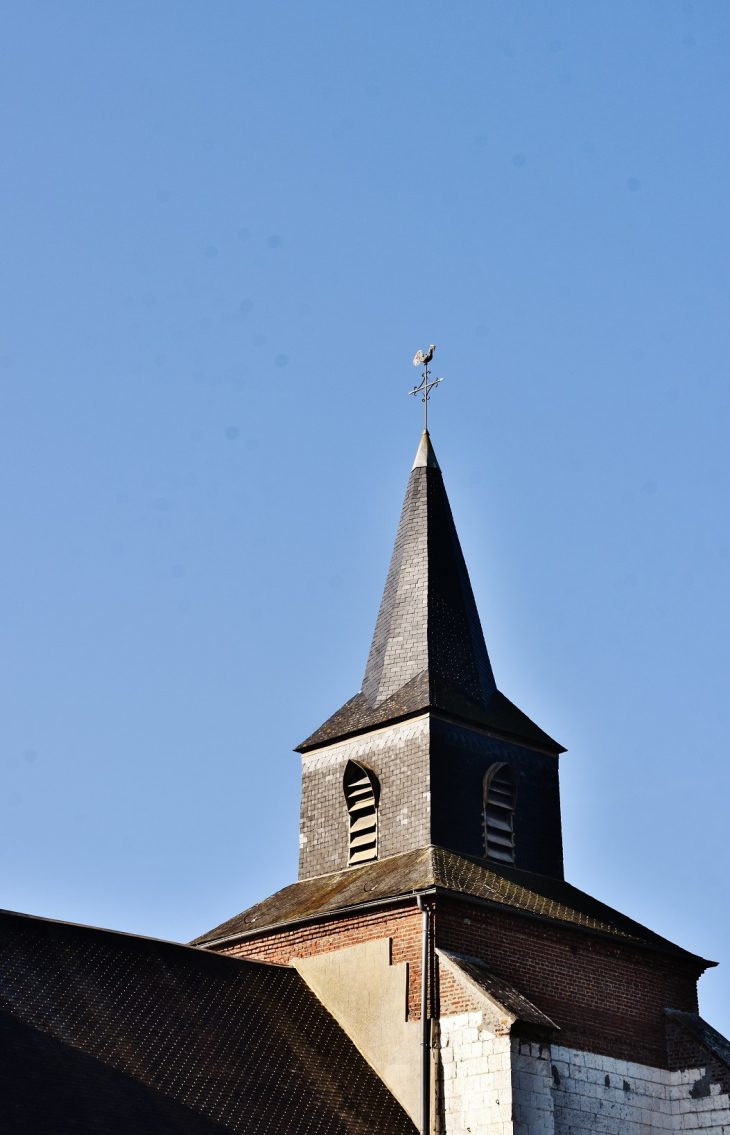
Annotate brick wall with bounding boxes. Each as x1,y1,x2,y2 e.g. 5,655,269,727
212,898,730,1132
215,893,701,1069
436,960,484,1020
666,1018,730,1098
435,899,700,1068
221,903,429,1020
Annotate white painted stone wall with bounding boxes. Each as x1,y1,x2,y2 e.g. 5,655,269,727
439,1010,513,1135
549,1045,674,1134
523,1043,730,1135
671,1066,730,1133
551,1044,730,1135
436,1029,730,1135
511,1040,554,1135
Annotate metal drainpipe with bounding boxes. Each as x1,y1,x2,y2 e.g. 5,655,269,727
416,894,431,1135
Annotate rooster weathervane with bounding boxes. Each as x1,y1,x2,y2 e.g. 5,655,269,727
409,344,443,431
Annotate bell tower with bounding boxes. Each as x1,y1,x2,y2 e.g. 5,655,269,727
196,420,722,1135
296,430,565,882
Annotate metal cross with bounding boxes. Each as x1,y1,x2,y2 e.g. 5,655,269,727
409,344,443,432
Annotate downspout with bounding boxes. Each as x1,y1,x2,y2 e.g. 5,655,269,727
416,894,431,1135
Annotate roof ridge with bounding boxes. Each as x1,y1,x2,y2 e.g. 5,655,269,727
192,845,706,963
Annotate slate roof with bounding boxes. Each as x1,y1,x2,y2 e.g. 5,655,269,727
298,432,562,754
0,908,416,1135
437,948,559,1033
665,1010,730,1072
193,845,708,965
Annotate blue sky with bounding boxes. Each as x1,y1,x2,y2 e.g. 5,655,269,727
1,2,729,1031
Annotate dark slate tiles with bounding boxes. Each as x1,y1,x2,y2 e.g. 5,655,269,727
193,845,698,960
361,461,430,708
437,949,558,1031
425,465,495,708
298,433,560,753
0,910,416,1135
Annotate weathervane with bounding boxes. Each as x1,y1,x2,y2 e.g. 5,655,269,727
409,344,443,431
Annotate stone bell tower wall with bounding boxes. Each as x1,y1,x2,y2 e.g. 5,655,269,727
298,711,564,882
429,717,564,879
298,716,431,880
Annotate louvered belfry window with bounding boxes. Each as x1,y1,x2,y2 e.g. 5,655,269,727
344,760,379,865
483,763,517,864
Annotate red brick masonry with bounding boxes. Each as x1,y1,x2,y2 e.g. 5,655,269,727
211,894,703,1070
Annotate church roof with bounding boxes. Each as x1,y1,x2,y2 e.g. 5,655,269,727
192,845,709,966
0,908,416,1135
298,432,563,754
437,948,559,1033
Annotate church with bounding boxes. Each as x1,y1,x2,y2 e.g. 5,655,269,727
2,422,729,1135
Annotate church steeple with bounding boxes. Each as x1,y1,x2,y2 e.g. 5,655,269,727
296,428,565,883
361,429,496,711
298,431,560,756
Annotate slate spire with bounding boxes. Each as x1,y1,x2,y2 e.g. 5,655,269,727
298,432,562,753
361,430,496,711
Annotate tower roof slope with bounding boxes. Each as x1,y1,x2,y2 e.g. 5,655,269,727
192,845,709,967
298,431,562,753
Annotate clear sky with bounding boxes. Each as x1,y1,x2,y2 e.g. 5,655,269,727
1,2,729,1032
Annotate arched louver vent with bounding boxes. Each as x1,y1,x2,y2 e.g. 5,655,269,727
344,760,379,865
483,763,516,864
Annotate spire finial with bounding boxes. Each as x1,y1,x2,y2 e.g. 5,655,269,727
409,344,443,431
